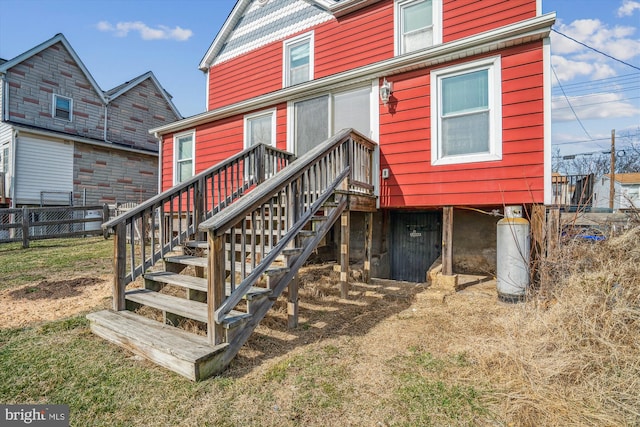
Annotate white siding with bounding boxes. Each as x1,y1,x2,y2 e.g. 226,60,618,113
15,135,73,205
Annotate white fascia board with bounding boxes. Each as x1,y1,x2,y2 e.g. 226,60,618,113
153,12,556,136
199,0,252,71
543,36,552,205
12,125,158,157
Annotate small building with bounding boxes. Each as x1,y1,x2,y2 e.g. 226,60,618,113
0,33,181,208
593,173,640,211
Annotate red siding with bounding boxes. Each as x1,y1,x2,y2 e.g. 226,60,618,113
443,0,537,42
206,0,537,110
378,42,545,208
162,103,288,192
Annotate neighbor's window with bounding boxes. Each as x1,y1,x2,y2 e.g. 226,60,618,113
430,56,502,166
284,32,314,87
395,0,441,55
53,95,72,121
174,130,195,184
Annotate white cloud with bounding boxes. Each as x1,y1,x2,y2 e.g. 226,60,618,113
552,92,640,122
96,20,193,41
551,55,616,82
617,0,640,17
553,19,640,61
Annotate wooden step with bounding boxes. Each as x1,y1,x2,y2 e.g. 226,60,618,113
164,255,289,276
125,288,250,327
144,271,271,300
87,310,227,381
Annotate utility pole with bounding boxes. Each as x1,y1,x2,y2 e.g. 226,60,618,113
610,129,615,210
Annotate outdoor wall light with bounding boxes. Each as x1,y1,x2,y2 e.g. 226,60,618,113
379,78,393,105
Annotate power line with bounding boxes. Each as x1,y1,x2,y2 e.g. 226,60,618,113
553,95,640,110
552,29,640,72
552,65,594,140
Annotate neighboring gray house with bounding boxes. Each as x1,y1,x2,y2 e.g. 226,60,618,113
0,33,181,207
593,173,640,211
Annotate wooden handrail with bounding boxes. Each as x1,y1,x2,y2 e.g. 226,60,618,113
106,143,294,310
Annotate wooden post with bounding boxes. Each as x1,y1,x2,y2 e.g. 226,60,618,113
113,224,126,311
442,206,453,276
208,232,226,346
610,129,615,210
102,204,110,239
287,275,299,328
546,207,560,255
363,212,373,283
21,206,30,249
340,210,350,299
194,177,206,241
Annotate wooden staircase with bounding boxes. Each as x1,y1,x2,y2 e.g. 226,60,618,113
88,129,377,380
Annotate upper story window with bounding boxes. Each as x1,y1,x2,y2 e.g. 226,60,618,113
174,130,195,184
283,32,314,87
244,110,276,148
395,0,442,55
430,56,502,166
53,95,73,121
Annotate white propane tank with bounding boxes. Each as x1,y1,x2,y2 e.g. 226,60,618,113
496,205,530,302
85,210,102,232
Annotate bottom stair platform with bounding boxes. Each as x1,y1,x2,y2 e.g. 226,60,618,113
87,310,228,381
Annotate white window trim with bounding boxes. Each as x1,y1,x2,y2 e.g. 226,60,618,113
394,0,442,56
430,56,502,166
53,94,73,121
282,31,314,88
173,129,196,185
244,109,277,149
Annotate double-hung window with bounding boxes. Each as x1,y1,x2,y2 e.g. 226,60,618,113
395,0,441,55
53,94,73,121
431,56,502,166
174,130,195,184
245,110,276,148
284,32,313,87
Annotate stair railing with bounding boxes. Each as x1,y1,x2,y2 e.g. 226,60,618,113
199,128,377,345
103,143,294,310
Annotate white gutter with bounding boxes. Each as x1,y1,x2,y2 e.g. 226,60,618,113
155,131,162,193
104,104,108,141
153,12,556,136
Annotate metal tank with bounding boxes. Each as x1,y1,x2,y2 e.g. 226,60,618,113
496,205,530,302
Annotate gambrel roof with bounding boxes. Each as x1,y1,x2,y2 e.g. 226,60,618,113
199,0,381,70
0,33,108,104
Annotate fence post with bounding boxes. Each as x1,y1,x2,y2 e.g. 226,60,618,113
256,144,265,184
21,206,29,249
102,204,110,239
194,177,205,241
207,232,226,345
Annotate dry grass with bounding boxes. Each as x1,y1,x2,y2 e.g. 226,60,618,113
467,226,640,426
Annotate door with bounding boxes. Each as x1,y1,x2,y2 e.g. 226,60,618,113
390,211,441,282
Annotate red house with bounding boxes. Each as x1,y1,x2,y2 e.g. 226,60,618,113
89,0,555,379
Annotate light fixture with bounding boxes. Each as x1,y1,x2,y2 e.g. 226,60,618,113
379,78,393,105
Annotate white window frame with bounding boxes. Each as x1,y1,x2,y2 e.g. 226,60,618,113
394,0,442,55
283,31,314,87
173,130,195,185
244,109,277,149
53,94,73,121
430,56,502,166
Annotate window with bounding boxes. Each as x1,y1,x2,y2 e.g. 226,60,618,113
395,0,441,55
53,95,72,121
431,56,502,166
290,85,373,156
244,110,276,148
174,131,195,184
0,145,8,173
284,32,314,87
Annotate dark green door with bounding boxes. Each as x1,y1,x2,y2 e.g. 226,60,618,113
390,211,441,282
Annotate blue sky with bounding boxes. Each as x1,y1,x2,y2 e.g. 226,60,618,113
1,0,639,158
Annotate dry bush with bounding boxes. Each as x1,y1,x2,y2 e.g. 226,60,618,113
473,226,640,426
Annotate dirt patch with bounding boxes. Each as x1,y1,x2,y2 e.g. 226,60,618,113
0,275,112,329
9,277,104,300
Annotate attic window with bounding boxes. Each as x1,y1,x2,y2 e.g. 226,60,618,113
53,95,72,121
395,0,442,55
283,32,314,87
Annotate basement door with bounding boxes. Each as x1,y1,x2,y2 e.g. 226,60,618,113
390,211,441,282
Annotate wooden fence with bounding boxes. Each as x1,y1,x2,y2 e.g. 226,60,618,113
0,204,109,248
